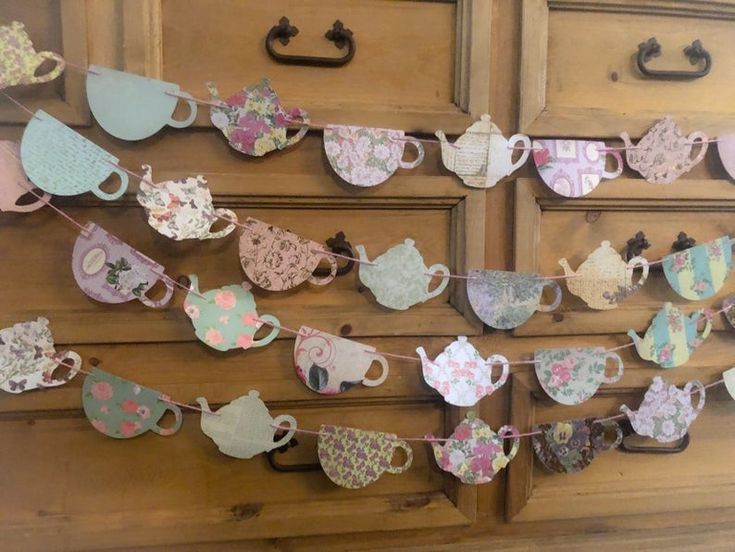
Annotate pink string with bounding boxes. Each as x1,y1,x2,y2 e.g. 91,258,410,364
165,90,228,108
108,162,147,183
160,395,219,415
160,274,209,301
2,92,41,120
63,59,100,75
367,350,420,362
253,316,306,337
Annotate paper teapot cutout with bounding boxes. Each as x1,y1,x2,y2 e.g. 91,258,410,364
559,241,649,310
356,238,450,310
620,376,705,443
417,337,509,407
435,114,530,188
620,116,708,185
196,390,297,459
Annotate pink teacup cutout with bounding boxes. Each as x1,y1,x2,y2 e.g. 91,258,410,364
0,141,50,212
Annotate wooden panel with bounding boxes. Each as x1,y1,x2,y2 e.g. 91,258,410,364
520,0,735,137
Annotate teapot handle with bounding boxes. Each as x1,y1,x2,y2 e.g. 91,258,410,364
508,134,532,173
601,148,624,180
686,131,709,167
204,208,238,240
424,264,450,301
30,51,66,84
271,414,298,449
166,90,198,129
251,314,281,348
536,279,562,313
283,108,311,149
498,425,520,462
41,350,82,388
626,256,650,289
486,354,510,393
684,380,706,415
308,249,338,286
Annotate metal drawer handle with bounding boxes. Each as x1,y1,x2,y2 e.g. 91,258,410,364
636,37,711,80
265,16,356,67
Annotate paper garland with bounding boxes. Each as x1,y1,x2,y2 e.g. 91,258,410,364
0,140,50,213
0,21,65,89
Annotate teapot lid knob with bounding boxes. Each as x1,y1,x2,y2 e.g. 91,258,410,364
600,240,612,248
248,390,260,399
404,238,415,247
457,336,468,343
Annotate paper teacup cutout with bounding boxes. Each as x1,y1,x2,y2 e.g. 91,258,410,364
534,347,624,405
184,275,280,352
21,110,129,200
532,418,623,474
417,337,509,407
323,125,424,187
466,269,562,330
723,296,735,330
723,367,735,400
318,425,413,489
196,390,297,459
435,114,530,188
239,217,337,291
356,239,449,310
82,368,182,439
532,139,623,197
620,376,704,443
620,116,708,185
72,222,174,308
136,165,237,241
0,21,65,89
0,317,82,394
427,413,519,485
662,236,733,301
0,140,50,213
717,133,735,180
628,302,711,369
87,65,197,141
207,78,309,157
293,326,389,395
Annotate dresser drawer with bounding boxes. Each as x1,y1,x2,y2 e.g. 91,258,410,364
520,0,735,137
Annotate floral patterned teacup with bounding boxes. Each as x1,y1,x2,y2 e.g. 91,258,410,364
0,317,82,394
207,78,309,157
0,21,65,89
71,223,174,308
534,347,624,406
717,133,735,180
136,165,237,241
239,217,337,291
323,125,425,187
317,425,413,489
466,270,562,330
82,368,182,439
532,418,623,474
662,236,733,301
0,140,50,212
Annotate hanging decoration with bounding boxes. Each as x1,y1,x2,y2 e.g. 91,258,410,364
136,165,238,241
435,114,530,188
628,302,711,369
20,110,129,200
356,238,449,310
86,65,197,141
619,376,705,443
323,124,425,187
716,133,735,180
0,317,81,394
207,78,309,157
427,412,519,485
723,367,735,400
559,240,649,310
465,269,562,330
82,367,183,439
0,140,49,213
531,139,623,198
661,236,732,301
417,337,509,407
72,222,175,308
183,276,280,351
196,390,298,459
293,326,389,395
0,21,65,89
238,217,338,291
531,418,623,474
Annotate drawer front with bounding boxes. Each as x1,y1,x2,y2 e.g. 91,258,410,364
520,0,735,137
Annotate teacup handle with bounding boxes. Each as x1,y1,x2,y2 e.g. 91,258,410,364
138,276,175,309
151,401,183,437
686,131,709,167
92,166,129,201
684,380,706,415
308,250,338,286
271,414,298,449
486,354,509,393
30,51,66,84
601,351,625,384
204,208,238,240
398,139,425,170
42,350,82,388
593,420,624,452
508,134,532,173
362,353,389,387
11,188,52,213
385,439,414,474
251,314,280,348
601,149,624,180
283,108,311,148
626,256,650,289
498,425,520,462
424,263,450,301
167,90,198,129
535,279,562,313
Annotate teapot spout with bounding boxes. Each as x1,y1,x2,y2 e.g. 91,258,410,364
626,329,650,358
619,404,635,423
619,131,634,150
140,164,154,186
434,129,455,166
195,396,212,414
205,81,221,101
427,435,446,466
557,258,576,278
354,244,371,265
416,346,429,363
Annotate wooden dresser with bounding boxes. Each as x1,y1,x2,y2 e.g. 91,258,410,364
3,0,735,550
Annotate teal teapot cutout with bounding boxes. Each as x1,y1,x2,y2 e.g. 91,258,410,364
627,302,711,368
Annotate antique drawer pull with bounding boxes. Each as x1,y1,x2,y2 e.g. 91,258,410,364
313,231,355,278
265,16,356,67
618,420,690,454
636,37,711,80
266,432,321,472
